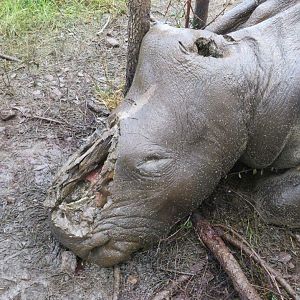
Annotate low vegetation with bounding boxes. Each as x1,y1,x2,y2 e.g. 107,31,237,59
96,84,124,110
0,0,126,37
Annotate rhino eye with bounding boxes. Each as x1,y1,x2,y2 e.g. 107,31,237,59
137,156,172,176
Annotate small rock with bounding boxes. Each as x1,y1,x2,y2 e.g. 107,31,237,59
20,272,31,281
275,252,292,264
87,99,106,114
63,275,69,282
50,87,63,99
127,275,138,285
0,126,6,134
32,90,43,99
61,250,77,273
295,234,300,243
77,71,84,77
288,262,295,269
5,197,15,205
106,36,120,48
0,109,16,121
10,73,17,79
34,164,47,171
98,76,107,83
45,74,54,81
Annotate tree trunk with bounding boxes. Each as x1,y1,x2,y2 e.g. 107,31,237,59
193,0,209,29
125,0,151,95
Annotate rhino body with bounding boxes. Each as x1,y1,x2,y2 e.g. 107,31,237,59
47,0,300,267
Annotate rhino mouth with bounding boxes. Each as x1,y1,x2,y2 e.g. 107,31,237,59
45,122,124,264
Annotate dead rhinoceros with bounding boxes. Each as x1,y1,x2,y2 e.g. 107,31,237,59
45,0,300,267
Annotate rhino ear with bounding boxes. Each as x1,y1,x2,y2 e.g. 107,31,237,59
195,37,223,57
194,33,236,58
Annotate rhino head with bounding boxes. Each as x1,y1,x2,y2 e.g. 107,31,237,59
47,24,250,267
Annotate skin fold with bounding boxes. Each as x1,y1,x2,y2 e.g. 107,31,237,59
48,1,299,267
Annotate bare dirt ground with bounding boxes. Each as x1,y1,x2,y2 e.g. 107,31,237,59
1,1,299,299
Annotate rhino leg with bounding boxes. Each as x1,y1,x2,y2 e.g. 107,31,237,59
207,0,297,34
253,167,300,229
241,0,299,29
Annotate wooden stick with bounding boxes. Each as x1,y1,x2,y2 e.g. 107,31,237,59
30,115,64,124
112,266,121,300
97,15,111,35
185,0,192,28
12,107,65,125
192,212,262,300
0,53,22,63
218,228,298,300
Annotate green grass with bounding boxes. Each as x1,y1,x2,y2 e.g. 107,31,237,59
0,0,126,37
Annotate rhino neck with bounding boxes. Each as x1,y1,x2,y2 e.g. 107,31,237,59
229,4,300,169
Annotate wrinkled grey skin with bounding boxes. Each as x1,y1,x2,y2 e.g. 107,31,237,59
50,1,300,267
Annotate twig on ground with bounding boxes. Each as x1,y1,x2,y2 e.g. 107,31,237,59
30,115,64,124
216,227,298,300
192,211,262,300
152,262,205,300
112,266,121,300
12,107,65,125
0,53,22,63
3,249,27,263
97,15,111,35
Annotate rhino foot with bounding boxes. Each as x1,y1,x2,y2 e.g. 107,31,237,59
254,167,300,229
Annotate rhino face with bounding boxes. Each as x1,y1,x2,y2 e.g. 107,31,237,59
49,24,248,266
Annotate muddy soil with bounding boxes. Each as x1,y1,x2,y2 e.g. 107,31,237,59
1,1,299,299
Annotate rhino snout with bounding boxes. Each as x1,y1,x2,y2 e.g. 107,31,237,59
87,240,141,267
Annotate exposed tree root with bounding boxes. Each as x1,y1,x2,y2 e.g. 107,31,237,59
192,211,262,300
216,225,298,300
152,213,295,300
